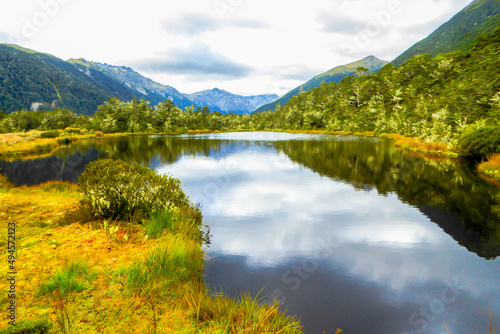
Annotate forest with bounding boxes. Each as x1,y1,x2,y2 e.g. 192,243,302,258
1,27,500,159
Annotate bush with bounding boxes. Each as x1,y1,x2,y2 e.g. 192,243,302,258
65,128,81,134
39,130,59,139
457,126,500,157
0,319,52,334
78,159,189,220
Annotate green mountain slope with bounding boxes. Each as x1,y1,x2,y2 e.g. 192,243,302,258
0,44,140,115
251,27,500,143
254,56,388,113
392,0,500,66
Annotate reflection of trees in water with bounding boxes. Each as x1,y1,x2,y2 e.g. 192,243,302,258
3,134,499,258
56,135,251,166
272,138,500,259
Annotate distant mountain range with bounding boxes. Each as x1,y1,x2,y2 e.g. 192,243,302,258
68,59,195,110
0,45,277,115
392,0,500,66
254,56,388,113
186,88,278,115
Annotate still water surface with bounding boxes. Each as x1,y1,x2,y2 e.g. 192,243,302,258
1,132,499,333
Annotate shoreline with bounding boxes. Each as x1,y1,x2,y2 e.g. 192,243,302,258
1,129,498,185
0,174,302,333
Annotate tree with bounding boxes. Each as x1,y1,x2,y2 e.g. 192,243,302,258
356,66,368,77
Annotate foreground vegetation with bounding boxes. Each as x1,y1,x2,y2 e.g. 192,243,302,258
0,161,302,333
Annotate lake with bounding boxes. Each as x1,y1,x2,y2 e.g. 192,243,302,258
1,132,499,333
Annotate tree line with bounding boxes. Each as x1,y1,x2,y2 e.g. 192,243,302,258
1,28,499,157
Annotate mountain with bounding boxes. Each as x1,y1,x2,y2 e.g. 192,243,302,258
392,0,500,66
185,88,279,114
0,44,278,115
254,56,388,113
0,44,140,115
69,59,194,110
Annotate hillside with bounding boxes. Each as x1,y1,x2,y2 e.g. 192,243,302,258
254,56,388,113
69,59,195,110
0,44,139,115
392,0,500,66
250,27,500,143
186,88,278,114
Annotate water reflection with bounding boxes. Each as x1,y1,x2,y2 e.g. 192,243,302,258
1,132,499,333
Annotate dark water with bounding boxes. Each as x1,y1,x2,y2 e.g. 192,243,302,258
1,132,499,334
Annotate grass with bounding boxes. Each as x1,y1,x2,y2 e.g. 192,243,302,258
37,260,96,297
380,133,458,156
0,174,302,333
144,210,175,239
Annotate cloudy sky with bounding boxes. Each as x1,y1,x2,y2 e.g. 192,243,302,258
0,0,472,96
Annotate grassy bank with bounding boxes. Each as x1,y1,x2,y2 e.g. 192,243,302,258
0,130,97,158
0,171,302,333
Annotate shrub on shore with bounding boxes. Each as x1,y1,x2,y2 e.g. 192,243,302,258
78,159,191,221
457,127,500,158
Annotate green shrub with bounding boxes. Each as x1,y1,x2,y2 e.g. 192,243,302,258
457,126,500,157
0,319,52,334
39,130,59,139
78,159,189,220
65,128,81,134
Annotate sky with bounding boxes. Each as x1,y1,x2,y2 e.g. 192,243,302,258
0,0,473,96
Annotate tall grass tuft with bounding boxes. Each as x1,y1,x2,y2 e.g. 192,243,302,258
126,235,203,293
144,210,175,239
37,260,96,297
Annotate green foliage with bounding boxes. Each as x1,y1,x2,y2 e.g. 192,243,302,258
144,210,175,239
0,319,52,334
0,110,42,133
37,261,95,297
249,27,500,145
255,56,388,113
457,126,500,157
64,128,81,134
39,130,59,138
78,159,189,220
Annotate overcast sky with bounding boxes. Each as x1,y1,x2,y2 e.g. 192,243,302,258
0,0,472,96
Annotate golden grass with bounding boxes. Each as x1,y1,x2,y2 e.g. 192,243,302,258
0,130,96,158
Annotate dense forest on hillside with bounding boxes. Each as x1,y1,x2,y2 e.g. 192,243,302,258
250,27,500,145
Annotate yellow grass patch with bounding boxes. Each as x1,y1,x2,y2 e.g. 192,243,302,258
0,176,302,333
382,133,458,156
0,130,97,158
